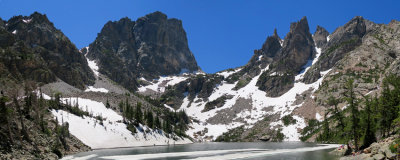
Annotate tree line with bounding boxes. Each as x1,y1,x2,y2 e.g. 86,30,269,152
301,74,400,152
117,98,190,137
0,82,72,158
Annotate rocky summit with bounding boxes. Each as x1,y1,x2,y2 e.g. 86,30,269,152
86,11,200,92
1,12,95,90
257,16,316,97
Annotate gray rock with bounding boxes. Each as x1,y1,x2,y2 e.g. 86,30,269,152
381,144,396,158
313,25,329,48
257,16,316,97
372,153,385,160
259,135,271,141
87,11,200,91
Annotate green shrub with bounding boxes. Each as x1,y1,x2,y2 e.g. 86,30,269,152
282,115,297,126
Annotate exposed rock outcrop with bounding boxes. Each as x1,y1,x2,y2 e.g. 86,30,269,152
0,12,95,90
313,25,329,48
87,11,200,91
257,16,316,97
303,16,377,84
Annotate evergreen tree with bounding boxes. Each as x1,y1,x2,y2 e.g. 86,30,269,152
361,96,376,149
155,115,161,129
118,100,124,112
322,110,331,141
344,79,360,150
106,98,110,109
146,111,154,128
135,102,143,124
0,93,13,145
327,96,345,132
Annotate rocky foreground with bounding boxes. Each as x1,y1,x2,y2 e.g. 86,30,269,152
331,135,399,160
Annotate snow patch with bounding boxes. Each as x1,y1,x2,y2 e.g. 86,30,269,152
138,76,188,93
295,47,322,81
216,68,241,78
315,113,323,122
84,86,109,93
84,47,100,77
164,104,175,112
12,30,17,34
327,35,331,42
258,55,263,61
23,18,32,23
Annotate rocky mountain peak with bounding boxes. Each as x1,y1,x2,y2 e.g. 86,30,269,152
314,25,329,48
274,16,315,72
257,16,316,97
139,11,168,22
273,28,279,38
0,12,94,89
87,11,200,91
259,28,282,59
302,16,378,84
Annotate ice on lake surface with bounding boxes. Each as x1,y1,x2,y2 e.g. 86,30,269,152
62,142,341,160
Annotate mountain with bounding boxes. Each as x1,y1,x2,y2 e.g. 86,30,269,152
86,11,201,92
0,12,193,159
0,12,95,90
257,16,316,97
140,16,400,143
1,10,399,159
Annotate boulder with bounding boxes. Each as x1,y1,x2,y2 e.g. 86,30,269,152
259,135,271,141
372,153,385,160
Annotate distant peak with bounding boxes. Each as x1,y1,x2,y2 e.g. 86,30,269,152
289,16,310,34
26,11,51,24
273,28,278,36
145,11,167,19
315,25,328,34
300,16,308,22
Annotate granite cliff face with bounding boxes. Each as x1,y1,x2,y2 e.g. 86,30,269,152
0,12,95,90
302,16,377,84
87,11,200,91
313,25,329,48
257,17,316,97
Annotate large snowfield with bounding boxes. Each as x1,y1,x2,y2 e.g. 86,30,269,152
48,95,191,149
176,47,331,141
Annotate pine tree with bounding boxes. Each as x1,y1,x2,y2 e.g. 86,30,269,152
344,79,360,150
0,93,13,145
327,96,345,132
118,100,124,112
361,96,376,149
322,110,331,141
106,98,110,109
155,115,161,129
135,102,143,124
146,111,154,128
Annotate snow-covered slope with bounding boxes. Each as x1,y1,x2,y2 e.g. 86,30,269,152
47,95,191,149
142,46,333,142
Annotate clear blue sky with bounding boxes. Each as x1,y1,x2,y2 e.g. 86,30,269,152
1,0,399,73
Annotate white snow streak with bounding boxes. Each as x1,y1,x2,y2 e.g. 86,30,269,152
216,68,241,78
22,18,32,23
138,76,188,93
84,86,109,93
84,47,100,77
